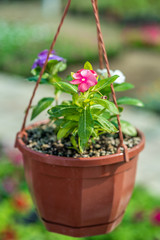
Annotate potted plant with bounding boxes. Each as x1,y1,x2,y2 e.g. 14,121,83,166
15,0,145,237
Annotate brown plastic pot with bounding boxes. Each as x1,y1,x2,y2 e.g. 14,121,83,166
16,121,145,237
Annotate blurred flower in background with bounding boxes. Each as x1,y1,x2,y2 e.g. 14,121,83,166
12,193,32,212
0,226,17,240
4,148,23,166
132,210,145,223
151,209,160,226
124,24,160,47
2,177,17,195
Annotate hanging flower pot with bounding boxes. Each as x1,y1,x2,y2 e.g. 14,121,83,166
15,0,145,237
16,124,144,237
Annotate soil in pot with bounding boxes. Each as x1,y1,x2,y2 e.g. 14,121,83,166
24,123,141,158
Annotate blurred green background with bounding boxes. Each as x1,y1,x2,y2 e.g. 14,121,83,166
0,0,160,239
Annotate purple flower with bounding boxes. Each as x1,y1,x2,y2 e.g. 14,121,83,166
32,49,65,69
132,210,145,223
2,177,17,194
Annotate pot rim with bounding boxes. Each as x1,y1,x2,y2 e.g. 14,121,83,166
16,120,145,167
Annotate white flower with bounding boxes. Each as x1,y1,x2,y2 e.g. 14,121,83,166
97,68,108,78
110,69,126,84
97,68,126,84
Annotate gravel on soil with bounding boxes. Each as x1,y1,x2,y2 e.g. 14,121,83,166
24,124,141,158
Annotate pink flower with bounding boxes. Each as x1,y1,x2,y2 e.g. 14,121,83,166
142,25,160,46
70,69,98,92
5,148,23,166
151,209,160,226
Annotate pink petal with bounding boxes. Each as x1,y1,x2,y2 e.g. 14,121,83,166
77,69,84,73
78,83,90,92
73,73,82,79
90,70,98,77
86,79,97,87
70,79,82,84
87,74,98,83
81,70,91,78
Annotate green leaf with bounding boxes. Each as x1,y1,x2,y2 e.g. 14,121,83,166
121,120,137,136
57,62,67,72
70,72,74,78
28,76,49,84
92,75,118,92
46,60,66,75
51,61,67,75
54,119,65,126
48,105,79,118
112,119,137,136
92,98,119,114
96,116,118,133
49,74,61,84
31,67,41,76
91,104,111,119
78,107,93,152
47,60,59,69
53,82,78,94
100,86,111,95
91,104,105,115
70,136,78,151
31,97,54,120
117,97,144,107
84,61,93,70
57,121,76,140
114,82,134,92
72,92,81,106
118,106,124,113
100,111,111,120
61,100,72,105
66,114,80,121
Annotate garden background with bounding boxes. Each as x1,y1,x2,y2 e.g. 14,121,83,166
0,0,160,239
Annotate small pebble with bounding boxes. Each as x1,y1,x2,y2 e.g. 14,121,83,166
42,144,50,149
95,144,101,149
67,150,72,155
100,151,106,156
28,142,37,147
25,124,141,158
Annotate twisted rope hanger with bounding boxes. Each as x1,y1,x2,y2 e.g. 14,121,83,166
21,0,72,131
95,0,104,69
19,0,128,162
91,0,128,162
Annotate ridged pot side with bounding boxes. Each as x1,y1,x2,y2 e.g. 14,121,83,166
16,121,145,237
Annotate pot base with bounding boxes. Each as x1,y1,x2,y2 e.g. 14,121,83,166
42,212,124,237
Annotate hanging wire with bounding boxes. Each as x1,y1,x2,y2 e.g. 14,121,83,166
21,0,72,131
95,0,104,69
91,0,129,162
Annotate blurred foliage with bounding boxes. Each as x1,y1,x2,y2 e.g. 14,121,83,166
0,1,160,77
0,20,120,76
0,147,160,240
138,78,160,113
67,0,160,21
124,25,160,49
